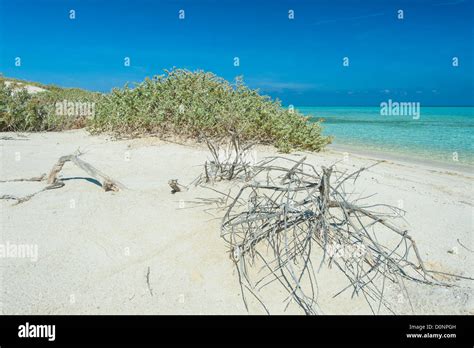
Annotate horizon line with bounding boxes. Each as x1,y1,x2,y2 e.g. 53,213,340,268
2,74,473,108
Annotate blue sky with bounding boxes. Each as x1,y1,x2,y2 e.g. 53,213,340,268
0,0,473,105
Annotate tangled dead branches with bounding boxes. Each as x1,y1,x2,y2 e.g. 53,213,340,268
194,131,256,185
220,156,446,314
195,136,463,314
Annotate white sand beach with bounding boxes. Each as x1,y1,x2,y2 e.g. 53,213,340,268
1,130,473,315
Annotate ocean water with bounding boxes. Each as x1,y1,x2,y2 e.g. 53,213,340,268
299,106,474,168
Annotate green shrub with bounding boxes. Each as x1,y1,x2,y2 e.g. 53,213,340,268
0,69,332,152
0,81,101,131
89,69,331,152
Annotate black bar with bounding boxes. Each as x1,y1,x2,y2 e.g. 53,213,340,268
0,315,472,347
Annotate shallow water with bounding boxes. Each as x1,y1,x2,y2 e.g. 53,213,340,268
300,106,474,167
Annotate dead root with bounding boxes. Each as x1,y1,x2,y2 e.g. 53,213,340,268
1,154,125,205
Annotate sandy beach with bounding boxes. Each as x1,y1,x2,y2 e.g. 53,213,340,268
1,130,473,315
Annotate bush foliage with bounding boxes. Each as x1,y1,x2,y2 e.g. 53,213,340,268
0,79,100,131
0,69,331,152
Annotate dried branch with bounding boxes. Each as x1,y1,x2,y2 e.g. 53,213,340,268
0,174,46,183
1,154,125,205
206,156,463,314
195,132,255,185
47,154,125,191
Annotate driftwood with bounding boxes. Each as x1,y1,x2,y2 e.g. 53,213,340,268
0,181,64,205
0,135,29,141
219,157,439,314
168,179,181,194
0,174,45,183
193,151,468,315
47,155,125,192
1,154,124,204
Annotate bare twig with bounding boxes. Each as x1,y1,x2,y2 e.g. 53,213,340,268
146,266,153,296
0,174,46,183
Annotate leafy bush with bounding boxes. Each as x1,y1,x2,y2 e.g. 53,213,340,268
0,81,100,131
0,69,331,152
89,69,331,152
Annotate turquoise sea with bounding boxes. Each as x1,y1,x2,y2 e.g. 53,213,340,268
299,106,474,168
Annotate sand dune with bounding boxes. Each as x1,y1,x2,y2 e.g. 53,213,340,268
4,81,48,94
0,130,472,314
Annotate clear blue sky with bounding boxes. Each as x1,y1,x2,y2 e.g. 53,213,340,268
0,0,472,106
